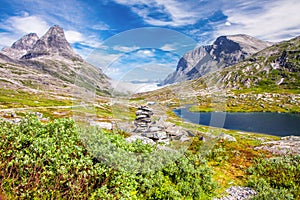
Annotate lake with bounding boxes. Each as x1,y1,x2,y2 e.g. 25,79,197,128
173,107,300,136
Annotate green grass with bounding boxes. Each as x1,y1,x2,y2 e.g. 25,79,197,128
0,89,72,109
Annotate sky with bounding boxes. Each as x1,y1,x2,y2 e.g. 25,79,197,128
0,0,300,82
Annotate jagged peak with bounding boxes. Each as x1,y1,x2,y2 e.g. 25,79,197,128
11,32,39,51
21,25,82,61
42,25,65,38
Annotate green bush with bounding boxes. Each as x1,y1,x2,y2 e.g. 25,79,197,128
0,116,217,199
247,155,300,199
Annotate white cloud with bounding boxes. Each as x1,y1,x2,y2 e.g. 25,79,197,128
0,33,20,47
112,45,140,52
225,21,231,26
1,13,49,36
113,0,220,27
137,49,155,57
160,43,176,51
0,13,50,48
216,0,300,41
92,23,110,31
65,30,85,43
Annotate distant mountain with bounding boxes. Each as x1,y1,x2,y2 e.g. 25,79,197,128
211,35,300,90
163,34,272,85
0,25,110,96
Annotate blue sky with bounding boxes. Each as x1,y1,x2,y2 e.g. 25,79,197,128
0,0,300,82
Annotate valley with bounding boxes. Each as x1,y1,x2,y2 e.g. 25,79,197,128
0,25,299,199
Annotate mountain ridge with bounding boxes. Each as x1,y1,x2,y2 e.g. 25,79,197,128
163,34,272,85
0,25,111,97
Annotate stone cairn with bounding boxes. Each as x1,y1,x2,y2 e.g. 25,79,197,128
134,106,153,133
131,106,191,144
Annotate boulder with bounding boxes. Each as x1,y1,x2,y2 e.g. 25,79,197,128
142,131,168,140
125,135,155,145
90,121,112,130
218,133,237,142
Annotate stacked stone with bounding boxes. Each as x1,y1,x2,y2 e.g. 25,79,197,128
134,106,153,133
130,106,192,145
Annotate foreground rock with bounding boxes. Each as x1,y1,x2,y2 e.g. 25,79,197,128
125,135,155,145
254,136,300,155
214,186,257,200
218,133,237,142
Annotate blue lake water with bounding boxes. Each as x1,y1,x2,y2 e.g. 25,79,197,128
173,107,300,136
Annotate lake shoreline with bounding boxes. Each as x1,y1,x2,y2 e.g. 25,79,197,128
173,106,300,137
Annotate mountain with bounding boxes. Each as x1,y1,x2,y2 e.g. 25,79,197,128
1,33,39,59
0,25,110,97
211,35,300,90
143,35,300,98
163,34,272,85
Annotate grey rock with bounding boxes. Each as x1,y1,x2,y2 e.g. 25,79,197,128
125,135,155,145
33,112,43,118
255,137,300,155
179,135,190,142
13,118,22,123
282,136,300,141
218,133,237,142
90,121,113,130
186,130,196,137
148,126,163,132
214,186,257,200
142,131,168,140
10,112,17,118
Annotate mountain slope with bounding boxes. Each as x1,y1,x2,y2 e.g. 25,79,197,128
0,25,110,97
209,35,300,91
163,34,272,85
136,35,300,113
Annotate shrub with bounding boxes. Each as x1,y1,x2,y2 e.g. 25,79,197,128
247,155,300,199
0,116,217,199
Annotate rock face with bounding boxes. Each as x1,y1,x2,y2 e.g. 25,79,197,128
163,34,272,85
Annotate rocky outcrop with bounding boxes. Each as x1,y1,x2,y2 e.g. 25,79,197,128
255,136,300,155
163,34,272,85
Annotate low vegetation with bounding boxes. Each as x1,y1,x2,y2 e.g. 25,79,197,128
0,116,217,199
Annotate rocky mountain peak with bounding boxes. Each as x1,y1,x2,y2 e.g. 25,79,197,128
163,34,272,85
11,33,39,51
210,36,242,62
22,25,82,60
1,25,82,61
1,33,39,59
